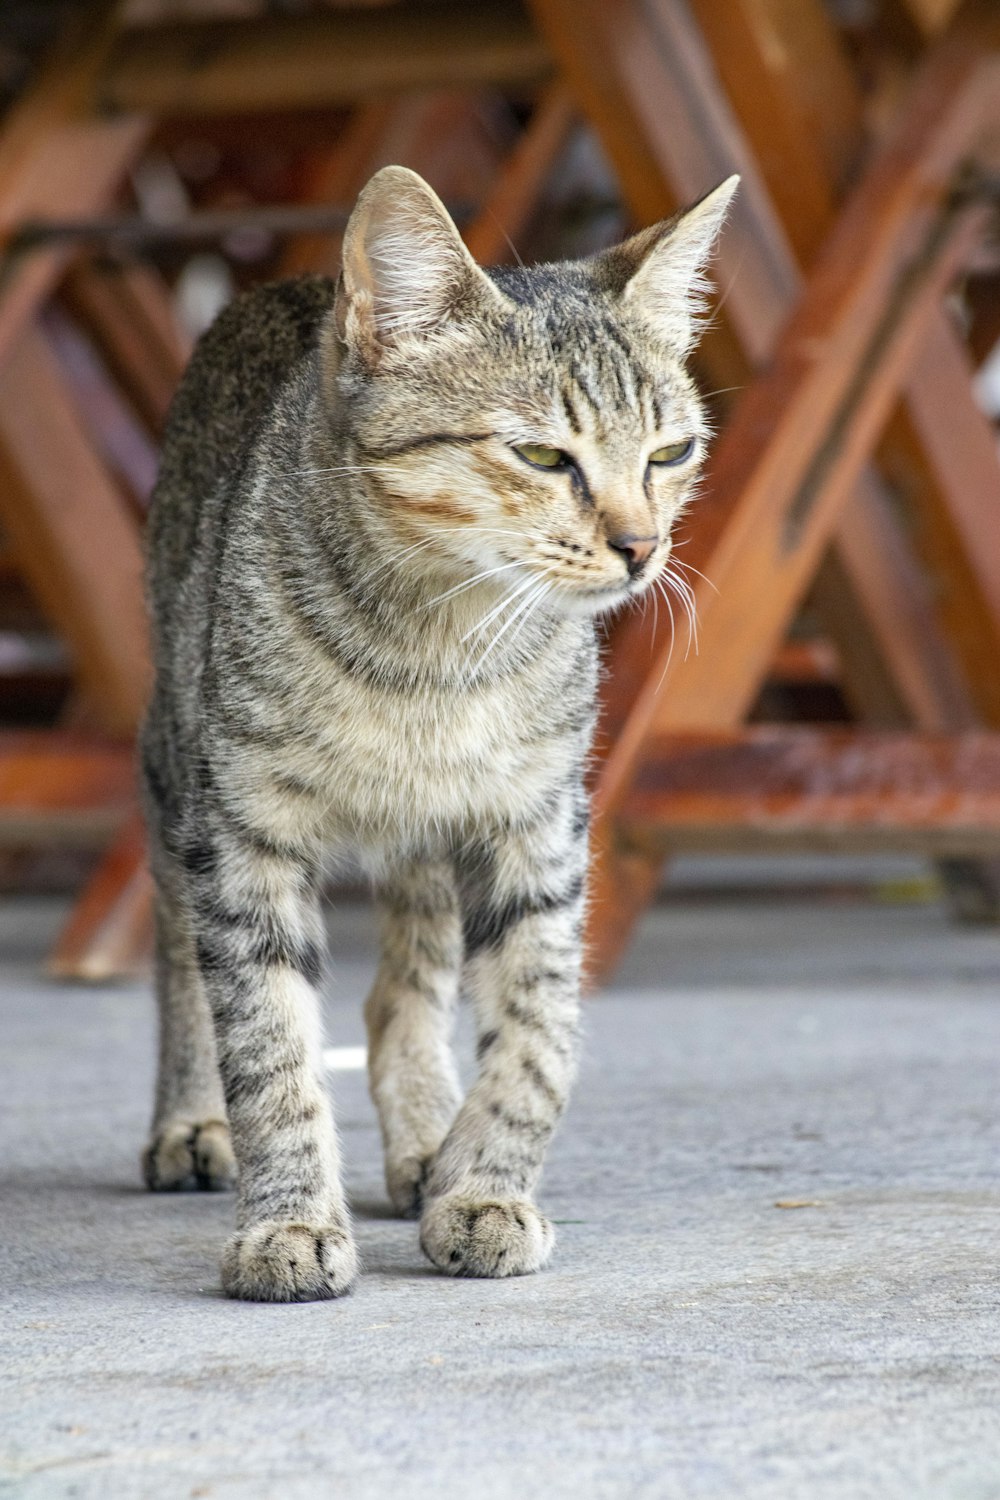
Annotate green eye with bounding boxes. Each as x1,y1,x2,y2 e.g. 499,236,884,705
649,438,696,466
513,443,568,470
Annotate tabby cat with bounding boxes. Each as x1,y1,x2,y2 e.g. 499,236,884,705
140,165,737,1301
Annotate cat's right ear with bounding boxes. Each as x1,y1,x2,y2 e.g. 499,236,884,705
335,166,507,365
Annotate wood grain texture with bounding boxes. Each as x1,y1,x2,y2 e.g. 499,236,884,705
0,325,150,735
619,728,1000,855
100,4,552,117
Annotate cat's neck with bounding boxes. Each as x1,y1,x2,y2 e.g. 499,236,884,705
271,430,584,695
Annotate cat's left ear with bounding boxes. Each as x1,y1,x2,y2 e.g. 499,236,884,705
599,176,739,353
335,165,509,365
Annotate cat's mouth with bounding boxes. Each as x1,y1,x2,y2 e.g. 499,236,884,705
535,543,671,616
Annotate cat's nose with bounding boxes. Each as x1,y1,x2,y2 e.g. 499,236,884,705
607,533,659,578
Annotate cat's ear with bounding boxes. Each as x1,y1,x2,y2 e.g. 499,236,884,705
599,176,739,353
336,166,507,362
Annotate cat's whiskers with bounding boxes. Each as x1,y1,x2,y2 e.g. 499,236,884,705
660,564,699,660
669,548,720,595
460,572,539,646
652,574,677,691
505,572,556,655
422,558,524,609
464,573,553,685
283,464,410,480
394,524,552,570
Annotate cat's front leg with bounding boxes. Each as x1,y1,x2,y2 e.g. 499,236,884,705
420,786,587,1277
366,858,463,1217
189,808,357,1301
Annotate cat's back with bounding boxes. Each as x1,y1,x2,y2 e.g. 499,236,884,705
147,274,336,602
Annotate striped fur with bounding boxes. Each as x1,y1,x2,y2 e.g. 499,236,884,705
141,167,736,1300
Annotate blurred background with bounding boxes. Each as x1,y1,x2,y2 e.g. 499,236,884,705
2,0,1000,982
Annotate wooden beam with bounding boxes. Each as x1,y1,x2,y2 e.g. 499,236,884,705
48,811,153,980
60,260,190,436
890,311,1000,724
822,479,973,730
618,728,1000,855
686,0,998,736
463,83,576,265
0,730,133,845
0,324,150,735
100,4,552,118
280,90,513,279
528,0,800,365
0,1,149,369
598,18,1000,784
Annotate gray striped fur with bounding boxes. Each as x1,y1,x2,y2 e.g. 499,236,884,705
141,166,736,1300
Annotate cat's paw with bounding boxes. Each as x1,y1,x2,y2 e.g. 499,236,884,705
142,1118,236,1192
221,1221,358,1302
385,1152,434,1219
419,1195,554,1278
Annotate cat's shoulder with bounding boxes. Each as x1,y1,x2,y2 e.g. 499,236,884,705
185,274,338,382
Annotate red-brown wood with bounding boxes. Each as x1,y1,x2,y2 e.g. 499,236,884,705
463,83,575,265
0,731,133,842
892,313,1000,724
99,4,552,118
48,811,153,981
61,260,191,436
584,16,1000,978
0,2,149,369
619,728,1000,854
0,324,150,736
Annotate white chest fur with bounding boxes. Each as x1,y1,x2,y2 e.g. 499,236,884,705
232,636,591,855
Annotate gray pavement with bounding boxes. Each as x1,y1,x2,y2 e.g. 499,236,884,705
2,880,1000,1499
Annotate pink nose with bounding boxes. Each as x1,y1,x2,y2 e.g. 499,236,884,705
607,533,658,578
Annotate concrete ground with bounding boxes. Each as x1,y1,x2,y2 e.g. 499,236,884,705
2,866,1000,1500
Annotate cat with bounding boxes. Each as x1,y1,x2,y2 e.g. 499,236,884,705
140,164,737,1301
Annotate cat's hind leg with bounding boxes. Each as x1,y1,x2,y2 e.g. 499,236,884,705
366,859,463,1217
143,837,235,1192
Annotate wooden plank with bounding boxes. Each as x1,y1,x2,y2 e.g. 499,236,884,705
280,91,511,279
737,0,1000,723
528,0,799,366
618,728,1000,855
687,0,853,266
539,0,986,752
704,0,1000,933
0,730,133,844
280,103,398,278
48,811,153,980
0,324,150,735
599,18,999,782
0,1,149,369
583,29,997,978
689,0,994,735
542,0,1000,976
821,479,974,730
890,312,1000,724
463,83,575,265
100,4,552,118
769,640,842,686
60,260,190,435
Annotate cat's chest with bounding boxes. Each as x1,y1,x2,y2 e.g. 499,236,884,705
328,679,565,829
248,654,586,850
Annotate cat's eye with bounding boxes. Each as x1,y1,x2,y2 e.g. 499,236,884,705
648,438,696,466
513,443,570,470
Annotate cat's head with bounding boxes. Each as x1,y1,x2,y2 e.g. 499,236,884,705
329,166,737,619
